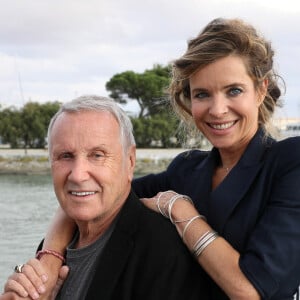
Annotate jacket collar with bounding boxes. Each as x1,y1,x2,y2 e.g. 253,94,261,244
194,128,275,232
86,190,141,298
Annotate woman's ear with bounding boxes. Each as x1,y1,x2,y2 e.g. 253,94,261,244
257,78,269,105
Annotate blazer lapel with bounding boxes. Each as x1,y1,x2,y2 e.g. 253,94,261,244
85,192,138,299
189,152,215,217
208,129,274,233
209,163,263,232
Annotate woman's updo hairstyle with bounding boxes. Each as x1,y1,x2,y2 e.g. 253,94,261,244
169,18,283,133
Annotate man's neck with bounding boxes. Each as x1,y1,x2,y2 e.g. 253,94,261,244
76,201,124,248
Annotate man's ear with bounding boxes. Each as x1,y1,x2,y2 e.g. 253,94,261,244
127,145,136,181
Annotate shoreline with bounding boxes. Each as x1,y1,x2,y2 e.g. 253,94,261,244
0,148,188,175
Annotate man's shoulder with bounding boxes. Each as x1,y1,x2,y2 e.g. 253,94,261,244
119,191,189,253
136,203,186,247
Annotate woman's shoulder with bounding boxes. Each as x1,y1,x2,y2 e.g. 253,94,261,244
162,149,211,180
268,136,300,165
271,136,300,154
169,149,210,167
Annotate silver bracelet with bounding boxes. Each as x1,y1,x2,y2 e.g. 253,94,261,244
181,215,206,242
168,194,194,224
156,190,174,218
193,230,219,258
156,191,195,222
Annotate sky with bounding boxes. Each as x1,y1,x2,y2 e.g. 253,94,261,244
0,0,299,118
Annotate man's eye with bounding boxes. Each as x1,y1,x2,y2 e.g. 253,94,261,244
91,152,104,159
228,87,242,96
59,153,72,159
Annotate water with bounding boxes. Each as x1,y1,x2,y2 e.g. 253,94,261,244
0,174,57,289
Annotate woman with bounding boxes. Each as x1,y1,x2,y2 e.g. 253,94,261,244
132,18,300,299
4,18,300,299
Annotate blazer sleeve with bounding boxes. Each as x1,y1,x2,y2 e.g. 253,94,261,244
132,150,202,198
239,137,300,298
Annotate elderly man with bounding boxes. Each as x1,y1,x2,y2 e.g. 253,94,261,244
3,95,207,299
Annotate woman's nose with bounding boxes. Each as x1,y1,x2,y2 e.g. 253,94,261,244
208,96,228,117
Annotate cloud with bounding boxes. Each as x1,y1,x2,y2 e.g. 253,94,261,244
0,0,299,116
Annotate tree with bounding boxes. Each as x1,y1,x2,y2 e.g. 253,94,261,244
20,101,61,148
131,113,180,148
106,64,170,118
0,107,22,148
0,101,60,148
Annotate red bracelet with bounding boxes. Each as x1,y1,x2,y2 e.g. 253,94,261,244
36,249,65,263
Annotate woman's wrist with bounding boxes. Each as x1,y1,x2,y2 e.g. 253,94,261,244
36,249,65,263
170,197,199,222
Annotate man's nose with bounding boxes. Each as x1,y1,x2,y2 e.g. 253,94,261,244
68,157,90,182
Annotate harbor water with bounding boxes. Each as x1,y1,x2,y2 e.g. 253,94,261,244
0,174,57,289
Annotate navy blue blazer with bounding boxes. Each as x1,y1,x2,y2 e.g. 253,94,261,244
133,128,300,299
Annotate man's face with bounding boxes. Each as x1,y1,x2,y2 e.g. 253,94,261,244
49,110,135,226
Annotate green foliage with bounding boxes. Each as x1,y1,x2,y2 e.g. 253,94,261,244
106,64,183,148
0,107,22,148
0,64,182,149
0,101,60,148
106,64,171,118
131,112,180,148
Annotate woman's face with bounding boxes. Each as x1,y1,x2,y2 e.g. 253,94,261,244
189,55,265,152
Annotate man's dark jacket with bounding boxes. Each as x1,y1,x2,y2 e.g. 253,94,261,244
84,190,208,299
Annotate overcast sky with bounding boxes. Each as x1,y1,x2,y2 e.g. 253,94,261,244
0,0,299,117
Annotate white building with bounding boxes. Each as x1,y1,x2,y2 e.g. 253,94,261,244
273,118,300,139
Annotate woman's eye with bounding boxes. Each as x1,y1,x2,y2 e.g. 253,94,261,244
228,87,242,96
194,91,209,99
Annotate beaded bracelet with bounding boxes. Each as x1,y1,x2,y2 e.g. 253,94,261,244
36,249,65,263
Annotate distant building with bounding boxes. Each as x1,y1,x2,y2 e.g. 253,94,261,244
274,118,300,139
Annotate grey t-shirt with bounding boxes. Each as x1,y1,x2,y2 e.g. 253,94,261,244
56,219,117,300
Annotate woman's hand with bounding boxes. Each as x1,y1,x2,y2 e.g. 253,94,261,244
3,258,69,300
4,259,47,299
140,190,180,216
140,191,199,223
0,292,31,300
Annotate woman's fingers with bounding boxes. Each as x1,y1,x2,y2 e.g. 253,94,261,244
0,291,29,300
25,259,48,284
4,276,36,299
4,259,48,299
141,190,177,213
50,266,69,299
140,196,158,211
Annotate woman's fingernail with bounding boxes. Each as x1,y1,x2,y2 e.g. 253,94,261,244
38,285,46,293
32,292,40,299
22,291,29,297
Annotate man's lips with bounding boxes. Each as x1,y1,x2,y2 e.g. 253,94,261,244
70,191,97,196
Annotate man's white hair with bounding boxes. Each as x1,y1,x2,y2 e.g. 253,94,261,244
47,95,136,152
